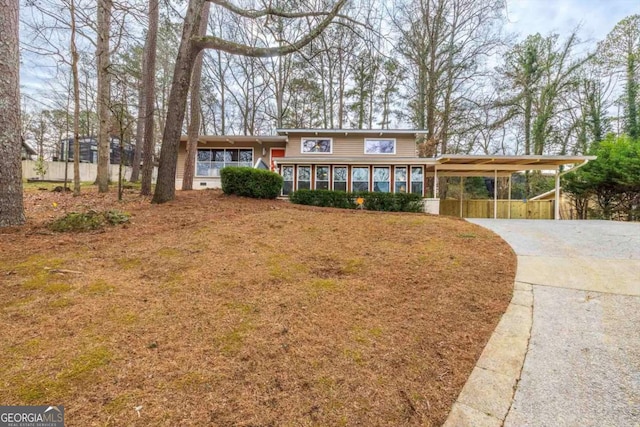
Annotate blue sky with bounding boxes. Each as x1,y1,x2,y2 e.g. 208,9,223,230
505,0,638,42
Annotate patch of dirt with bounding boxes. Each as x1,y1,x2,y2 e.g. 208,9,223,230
0,188,516,426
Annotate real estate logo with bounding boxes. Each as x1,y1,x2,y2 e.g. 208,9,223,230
0,406,64,427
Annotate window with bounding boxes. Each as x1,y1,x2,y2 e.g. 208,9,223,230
333,166,347,191
395,167,407,193
315,166,329,190
364,138,396,154
301,138,332,154
281,166,294,196
373,167,390,192
411,166,424,195
196,148,253,177
297,166,311,190
352,167,369,192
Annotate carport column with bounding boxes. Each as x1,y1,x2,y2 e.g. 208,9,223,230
555,168,561,220
494,169,498,219
508,174,512,219
459,177,464,217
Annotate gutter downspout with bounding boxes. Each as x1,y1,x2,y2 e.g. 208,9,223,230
559,158,591,177
556,159,592,220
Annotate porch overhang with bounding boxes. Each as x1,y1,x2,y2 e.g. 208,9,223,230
431,154,596,176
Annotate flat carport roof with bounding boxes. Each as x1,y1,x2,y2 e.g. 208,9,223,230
431,154,596,176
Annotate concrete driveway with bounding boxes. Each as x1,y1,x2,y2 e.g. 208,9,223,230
466,220,640,426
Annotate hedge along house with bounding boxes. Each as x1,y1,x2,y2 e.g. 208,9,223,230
175,129,595,219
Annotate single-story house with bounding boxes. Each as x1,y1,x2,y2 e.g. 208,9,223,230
176,129,595,218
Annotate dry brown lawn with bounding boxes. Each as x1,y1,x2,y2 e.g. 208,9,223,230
0,188,515,426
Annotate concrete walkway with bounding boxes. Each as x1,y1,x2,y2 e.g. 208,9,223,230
444,220,640,427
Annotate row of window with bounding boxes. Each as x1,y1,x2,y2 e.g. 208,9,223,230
194,143,399,177
196,148,253,177
281,166,424,195
301,138,396,155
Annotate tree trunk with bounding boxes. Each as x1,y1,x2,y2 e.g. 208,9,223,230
218,50,226,134
152,0,345,203
130,51,147,182
140,0,160,195
152,0,207,203
626,55,638,140
337,50,345,129
182,2,210,191
96,0,112,193
275,55,283,128
70,0,81,196
0,0,25,227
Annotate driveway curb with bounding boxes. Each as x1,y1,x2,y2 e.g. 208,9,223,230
443,281,533,427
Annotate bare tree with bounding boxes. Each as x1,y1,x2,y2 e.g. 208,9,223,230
394,0,506,154
598,15,640,139
21,0,90,194
129,50,146,182
140,0,159,196
95,0,112,192
0,0,25,227
70,0,82,195
182,2,210,190
152,0,348,203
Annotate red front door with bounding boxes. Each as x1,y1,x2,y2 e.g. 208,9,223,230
271,149,285,171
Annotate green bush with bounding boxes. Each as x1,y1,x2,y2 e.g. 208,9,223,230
220,167,283,199
49,210,130,232
290,189,356,209
289,189,423,213
361,192,424,212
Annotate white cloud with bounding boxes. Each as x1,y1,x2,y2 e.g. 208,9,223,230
505,0,637,42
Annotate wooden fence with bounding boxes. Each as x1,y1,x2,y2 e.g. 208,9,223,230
440,199,555,219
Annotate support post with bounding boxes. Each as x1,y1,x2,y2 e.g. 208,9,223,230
459,177,464,217
433,167,439,198
555,169,561,220
508,174,512,219
494,169,498,219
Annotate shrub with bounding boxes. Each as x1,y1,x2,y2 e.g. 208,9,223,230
220,167,283,199
289,190,423,213
360,192,423,212
290,189,356,209
49,210,130,232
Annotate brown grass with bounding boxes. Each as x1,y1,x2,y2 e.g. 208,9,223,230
0,188,516,426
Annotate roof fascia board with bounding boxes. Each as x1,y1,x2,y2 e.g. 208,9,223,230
435,164,560,171
276,129,427,135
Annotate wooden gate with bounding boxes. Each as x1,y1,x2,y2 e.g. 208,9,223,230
439,199,554,219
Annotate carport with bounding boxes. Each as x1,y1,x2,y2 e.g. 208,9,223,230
428,155,596,219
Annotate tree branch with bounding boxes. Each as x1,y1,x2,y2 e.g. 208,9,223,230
208,0,342,20
193,0,347,57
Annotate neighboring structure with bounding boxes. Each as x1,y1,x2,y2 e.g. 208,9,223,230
175,129,595,219
55,136,135,166
530,189,578,220
21,139,37,160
